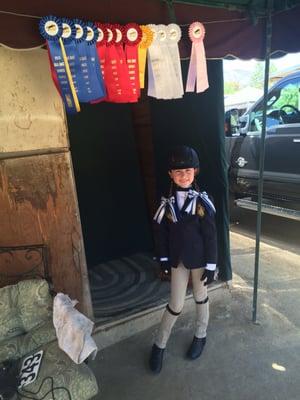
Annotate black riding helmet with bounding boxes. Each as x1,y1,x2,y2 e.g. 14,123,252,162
168,145,199,170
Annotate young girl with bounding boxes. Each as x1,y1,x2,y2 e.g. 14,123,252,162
150,145,217,373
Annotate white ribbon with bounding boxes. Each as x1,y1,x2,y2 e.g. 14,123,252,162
153,196,178,224
147,24,183,100
186,190,216,215
166,24,184,99
147,24,169,99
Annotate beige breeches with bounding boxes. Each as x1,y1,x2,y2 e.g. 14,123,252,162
155,263,209,349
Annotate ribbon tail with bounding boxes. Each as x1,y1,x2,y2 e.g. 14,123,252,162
147,47,156,97
169,205,178,223
185,43,197,92
153,204,165,224
201,193,216,214
138,47,147,89
167,43,184,99
192,197,197,215
195,42,209,93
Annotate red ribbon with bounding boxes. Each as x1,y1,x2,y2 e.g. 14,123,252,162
46,43,61,95
92,23,108,103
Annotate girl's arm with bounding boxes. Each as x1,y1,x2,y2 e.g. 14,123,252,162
153,217,170,262
201,205,217,270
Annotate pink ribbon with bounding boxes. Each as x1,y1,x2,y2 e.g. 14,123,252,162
186,22,209,93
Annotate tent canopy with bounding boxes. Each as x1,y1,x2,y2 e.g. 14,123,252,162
1,0,300,59
174,0,300,14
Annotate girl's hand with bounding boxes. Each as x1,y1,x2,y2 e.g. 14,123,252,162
201,269,215,286
159,261,171,281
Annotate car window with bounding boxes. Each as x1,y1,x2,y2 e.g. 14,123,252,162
249,77,300,133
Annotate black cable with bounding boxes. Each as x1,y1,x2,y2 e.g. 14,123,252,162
17,376,72,400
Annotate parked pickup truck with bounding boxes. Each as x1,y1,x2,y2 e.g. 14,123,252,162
225,72,300,220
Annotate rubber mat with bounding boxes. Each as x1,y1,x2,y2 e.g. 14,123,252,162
89,253,171,324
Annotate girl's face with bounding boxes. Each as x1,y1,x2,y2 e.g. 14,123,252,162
169,168,196,188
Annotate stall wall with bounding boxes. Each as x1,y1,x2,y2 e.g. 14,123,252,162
0,47,92,316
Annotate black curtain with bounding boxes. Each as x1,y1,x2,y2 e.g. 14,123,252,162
150,60,232,281
67,102,152,267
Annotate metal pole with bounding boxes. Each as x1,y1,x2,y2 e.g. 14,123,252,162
252,0,273,323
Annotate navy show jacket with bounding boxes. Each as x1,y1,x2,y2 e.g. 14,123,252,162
153,192,217,269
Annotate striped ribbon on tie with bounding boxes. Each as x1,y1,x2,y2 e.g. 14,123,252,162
187,190,216,215
153,196,178,224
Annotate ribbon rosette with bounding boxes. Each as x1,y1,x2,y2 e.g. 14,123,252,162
46,17,76,95
166,23,184,99
85,21,106,102
95,23,108,82
123,23,142,101
185,22,209,93
39,15,80,113
147,24,170,99
138,25,154,89
147,24,183,100
103,23,125,102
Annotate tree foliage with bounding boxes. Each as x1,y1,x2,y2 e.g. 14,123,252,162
249,61,278,89
224,81,241,95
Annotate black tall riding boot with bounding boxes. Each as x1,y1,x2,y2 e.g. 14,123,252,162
149,344,165,373
186,336,206,360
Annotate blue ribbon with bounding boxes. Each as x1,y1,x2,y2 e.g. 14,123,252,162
72,19,105,102
85,21,106,102
39,16,78,114
60,18,87,103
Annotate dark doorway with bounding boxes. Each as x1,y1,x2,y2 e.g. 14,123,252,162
67,102,153,266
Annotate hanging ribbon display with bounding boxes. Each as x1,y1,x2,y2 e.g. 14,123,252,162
123,23,142,102
39,15,80,114
185,22,209,93
138,25,154,89
40,15,210,109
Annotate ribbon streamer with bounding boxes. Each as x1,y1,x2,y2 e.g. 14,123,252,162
73,19,105,102
166,24,184,99
185,22,209,93
39,15,80,113
103,23,123,102
138,25,153,89
153,196,178,224
95,22,108,81
112,24,137,103
147,24,172,99
187,190,216,215
85,21,106,102
124,23,142,102
147,24,183,100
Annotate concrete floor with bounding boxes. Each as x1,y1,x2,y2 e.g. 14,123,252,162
90,231,300,400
